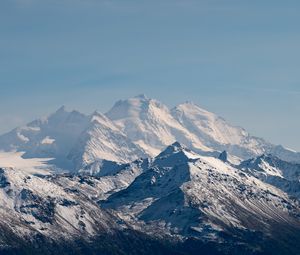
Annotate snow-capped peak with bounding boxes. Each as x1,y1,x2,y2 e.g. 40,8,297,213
158,141,185,155
106,94,166,121
106,96,212,156
156,142,199,159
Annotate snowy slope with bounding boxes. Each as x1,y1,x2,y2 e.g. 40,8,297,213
0,167,120,243
68,111,146,170
171,102,300,162
54,158,151,201
106,95,300,163
239,154,300,199
0,151,54,175
102,142,300,240
106,95,213,157
0,106,90,170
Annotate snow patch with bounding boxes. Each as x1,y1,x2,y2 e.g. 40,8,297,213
41,136,55,145
0,151,53,175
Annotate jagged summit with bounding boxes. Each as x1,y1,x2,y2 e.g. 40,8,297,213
44,106,88,127
55,105,67,113
156,141,198,159
170,141,185,149
91,110,103,117
103,141,300,244
152,142,201,168
106,96,212,156
159,141,185,154
50,105,84,121
218,150,228,162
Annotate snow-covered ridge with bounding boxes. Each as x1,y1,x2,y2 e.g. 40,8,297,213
0,95,299,173
102,142,300,239
0,166,120,243
239,154,300,199
0,142,300,254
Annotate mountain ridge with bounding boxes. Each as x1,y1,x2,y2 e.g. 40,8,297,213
1,141,300,254
102,142,300,244
0,95,299,174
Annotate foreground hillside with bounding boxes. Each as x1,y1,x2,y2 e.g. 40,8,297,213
0,143,300,254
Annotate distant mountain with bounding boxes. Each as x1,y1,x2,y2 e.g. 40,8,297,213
171,102,272,161
106,95,300,163
0,95,299,173
106,94,212,156
0,106,90,170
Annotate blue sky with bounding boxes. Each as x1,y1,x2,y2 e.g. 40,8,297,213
0,0,300,150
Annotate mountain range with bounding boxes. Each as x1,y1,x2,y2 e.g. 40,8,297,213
0,95,300,255
1,94,299,172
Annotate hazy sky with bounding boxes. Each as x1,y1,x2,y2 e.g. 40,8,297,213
0,0,300,150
